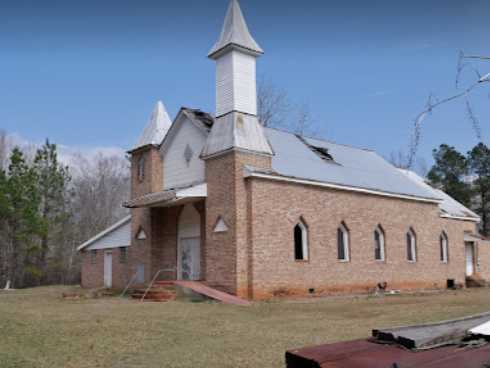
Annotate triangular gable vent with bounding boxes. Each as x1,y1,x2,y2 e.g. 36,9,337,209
213,217,229,233
136,227,147,240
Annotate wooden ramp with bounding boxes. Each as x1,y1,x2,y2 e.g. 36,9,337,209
173,281,252,306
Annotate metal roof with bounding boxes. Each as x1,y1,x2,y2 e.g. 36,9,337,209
208,0,263,59
133,101,172,151
77,216,131,252
399,169,480,220
373,312,490,350
263,128,440,201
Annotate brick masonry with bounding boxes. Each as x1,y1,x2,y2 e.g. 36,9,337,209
204,150,271,295
246,177,477,299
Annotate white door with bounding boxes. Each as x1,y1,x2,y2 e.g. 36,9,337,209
104,251,112,288
178,204,201,281
180,237,201,281
465,242,475,276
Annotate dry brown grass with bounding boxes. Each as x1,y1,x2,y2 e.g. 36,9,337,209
0,286,489,368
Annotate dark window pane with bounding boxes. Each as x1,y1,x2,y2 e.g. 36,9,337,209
294,225,303,260
440,236,444,261
338,228,345,260
407,233,413,261
374,231,381,260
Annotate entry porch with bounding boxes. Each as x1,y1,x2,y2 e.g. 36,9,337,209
125,184,208,285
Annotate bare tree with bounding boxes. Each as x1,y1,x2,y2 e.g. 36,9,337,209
0,130,7,170
257,77,318,137
406,52,490,168
62,153,130,283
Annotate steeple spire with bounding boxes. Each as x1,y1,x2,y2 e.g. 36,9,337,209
133,101,172,151
208,0,263,59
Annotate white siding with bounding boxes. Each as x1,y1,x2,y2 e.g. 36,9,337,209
233,51,257,115
216,50,257,117
86,220,131,251
163,118,206,190
216,51,234,117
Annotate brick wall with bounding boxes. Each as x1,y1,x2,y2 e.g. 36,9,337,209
126,146,165,286
131,147,163,199
476,239,490,280
81,250,104,289
246,178,475,300
80,247,132,290
204,149,271,295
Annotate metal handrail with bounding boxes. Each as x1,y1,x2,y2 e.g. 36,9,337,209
140,268,174,302
120,271,139,298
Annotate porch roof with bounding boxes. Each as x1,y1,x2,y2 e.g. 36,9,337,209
124,183,207,209
464,232,490,243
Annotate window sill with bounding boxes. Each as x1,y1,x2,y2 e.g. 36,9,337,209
338,259,350,263
294,259,309,263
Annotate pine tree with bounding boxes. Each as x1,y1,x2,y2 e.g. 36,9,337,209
428,144,471,207
468,143,490,236
0,168,9,287
5,148,43,287
33,140,71,284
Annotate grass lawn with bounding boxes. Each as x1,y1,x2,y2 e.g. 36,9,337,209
0,286,489,368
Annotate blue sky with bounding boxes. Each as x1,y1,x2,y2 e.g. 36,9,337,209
1,0,489,168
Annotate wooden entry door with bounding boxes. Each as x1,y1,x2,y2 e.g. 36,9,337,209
180,237,201,281
465,242,475,276
104,251,113,288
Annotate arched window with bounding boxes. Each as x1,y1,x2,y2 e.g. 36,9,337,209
337,222,350,262
138,156,145,182
294,220,308,261
374,226,385,261
406,228,417,262
440,231,449,263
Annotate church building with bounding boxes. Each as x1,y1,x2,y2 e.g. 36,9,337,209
78,0,488,300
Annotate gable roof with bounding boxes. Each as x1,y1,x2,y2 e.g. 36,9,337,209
159,107,213,155
208,0,263,59
132,101,172,151
77,216,131,251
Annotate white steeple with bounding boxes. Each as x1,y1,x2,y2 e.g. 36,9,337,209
209,0,262,117
133,101,172,150
202,0,273,158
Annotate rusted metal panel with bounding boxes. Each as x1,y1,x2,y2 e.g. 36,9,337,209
286,339,490,368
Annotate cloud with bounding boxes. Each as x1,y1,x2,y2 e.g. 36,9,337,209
4,132,126,168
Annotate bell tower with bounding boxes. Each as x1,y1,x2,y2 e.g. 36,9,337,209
202,0,273,158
